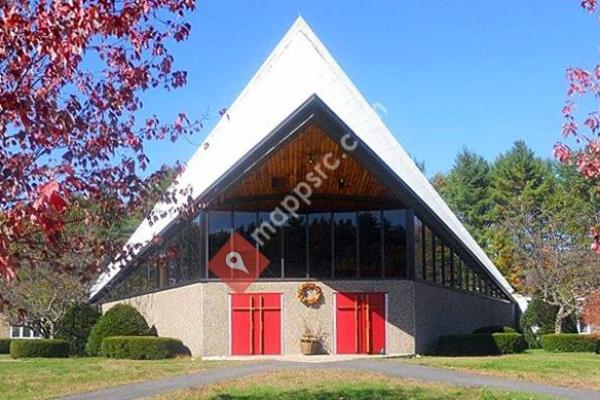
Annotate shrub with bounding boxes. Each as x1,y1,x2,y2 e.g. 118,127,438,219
437,333,527,356
520,297,577,348
473,326,516,334
0,338,11,354
10,339,69,358
101,336,189,360
86,304,150,356
541,334,600,353
492,332,528,354
56,304,101,356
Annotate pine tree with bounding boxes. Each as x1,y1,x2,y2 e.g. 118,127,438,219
488,141,554,288
436,149,493,249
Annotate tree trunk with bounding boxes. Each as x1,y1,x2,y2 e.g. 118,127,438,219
555,305,566,334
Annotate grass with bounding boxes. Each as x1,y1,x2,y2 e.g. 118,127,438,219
153,369,552,400
0,354,229,400
406,349,600,390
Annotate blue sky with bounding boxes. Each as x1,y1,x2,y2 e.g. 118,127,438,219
141,0,599,177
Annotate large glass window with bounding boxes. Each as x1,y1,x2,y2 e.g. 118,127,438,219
284,215,307,278
233,211,258,277
258,212,282,278
309,213,332,278
234,211,257,242
175,216,206,282
424,226,434,281
104,207,509,301
334,212,357,278
383,210,406,278
359,211,382,278
208,210,231,278
414,217,424,279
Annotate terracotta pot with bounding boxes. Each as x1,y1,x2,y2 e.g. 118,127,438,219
300,339,319,355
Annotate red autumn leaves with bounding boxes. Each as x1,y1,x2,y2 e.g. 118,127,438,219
555,1,600,253
0,0,197,284
31,181,69,243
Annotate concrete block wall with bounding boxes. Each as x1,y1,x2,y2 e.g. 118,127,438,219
103,283,204,356
102,279,516,357
413,281,516,354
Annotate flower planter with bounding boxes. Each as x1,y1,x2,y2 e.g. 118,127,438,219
300,339,319,355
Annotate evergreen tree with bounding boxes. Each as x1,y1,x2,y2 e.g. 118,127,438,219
438,149,493,249
488,141,554,288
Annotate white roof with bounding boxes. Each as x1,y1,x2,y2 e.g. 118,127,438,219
91,17,516,300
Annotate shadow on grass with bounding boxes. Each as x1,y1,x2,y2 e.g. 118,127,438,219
209,386,445,400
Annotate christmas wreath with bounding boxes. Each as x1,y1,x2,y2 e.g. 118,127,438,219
296,282,323,306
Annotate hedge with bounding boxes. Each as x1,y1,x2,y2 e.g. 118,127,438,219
10,339,70,358
56,304,101,356
541,334,600,353
473,326,516,334
0,338,11,354
101,336,190,360
437,333,527,356
86,304,152,356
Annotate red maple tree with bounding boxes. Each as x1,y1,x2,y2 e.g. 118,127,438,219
582,290,600,330
0,0,198,294
555,0,600,252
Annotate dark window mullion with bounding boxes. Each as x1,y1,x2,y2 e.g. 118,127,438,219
431,235,437,283
421,225,426,280
380,209,385,278
305,212,310,279
356,211,360,278
331,212,335,279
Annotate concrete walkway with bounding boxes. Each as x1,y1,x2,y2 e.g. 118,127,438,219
58,358,600,400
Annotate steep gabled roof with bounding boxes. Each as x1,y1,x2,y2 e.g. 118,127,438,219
91,17,515,301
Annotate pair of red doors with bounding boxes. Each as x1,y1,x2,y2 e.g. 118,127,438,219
336,292,386,354
231,293,281,355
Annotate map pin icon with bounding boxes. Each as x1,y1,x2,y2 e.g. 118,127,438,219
225,251,249,274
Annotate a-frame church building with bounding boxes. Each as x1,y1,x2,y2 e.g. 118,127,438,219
91,17,519,357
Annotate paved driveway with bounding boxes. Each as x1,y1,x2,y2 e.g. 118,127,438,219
59,358,600,400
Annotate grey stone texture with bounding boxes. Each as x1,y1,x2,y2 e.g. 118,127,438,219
413,281,517,354
103,280,516,357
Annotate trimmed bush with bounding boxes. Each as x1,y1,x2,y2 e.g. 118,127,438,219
86,304,151,356
56,304,101,356
101,336,190,360
473,326,516,334
541,334,600,353
10,339,69,358
492,333,528,354
437,333,527,356
0,338,11,354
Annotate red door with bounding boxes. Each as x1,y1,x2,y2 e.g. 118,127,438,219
336,292,385,354
231,293,281,355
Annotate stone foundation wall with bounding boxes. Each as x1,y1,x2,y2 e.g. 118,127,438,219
102,283,204,356
413,281,517,354
102,280,517,357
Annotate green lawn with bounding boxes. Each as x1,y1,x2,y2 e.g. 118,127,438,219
406,349,600,390
0,354,228,400
154,369,552,400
